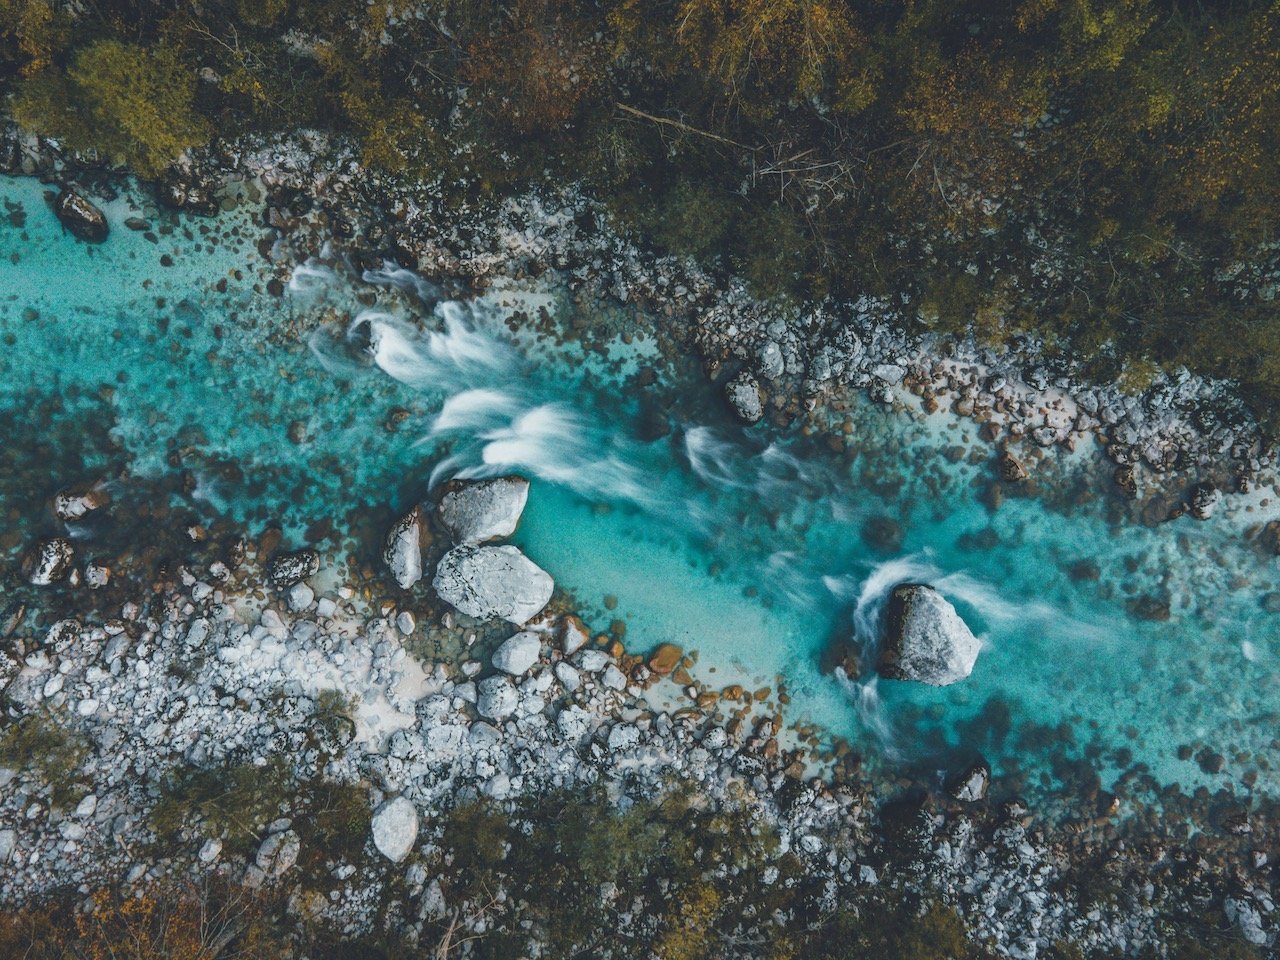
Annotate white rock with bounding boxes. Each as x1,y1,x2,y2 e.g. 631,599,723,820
75,794,97,817
477,676,518,721
492,631,541,676
0,829,15,864
76,698,99,717
288,581,315,612
371,796,418,863
437,476,529,544
433,544,553,625
554,661,581,692
384,507,424,589
578,650,609,673
198,838,223,864
396,610,416,635
601,665,627,691
560,616,590,654
876,583,980,686
255,829,300,877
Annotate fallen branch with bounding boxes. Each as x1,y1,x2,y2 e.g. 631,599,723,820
614,103,758,152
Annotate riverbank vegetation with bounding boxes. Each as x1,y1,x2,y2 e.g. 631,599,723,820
1,1,1278,423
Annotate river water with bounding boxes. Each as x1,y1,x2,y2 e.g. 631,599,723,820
4,174,1278,807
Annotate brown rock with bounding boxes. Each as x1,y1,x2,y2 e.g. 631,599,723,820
648,643,683,675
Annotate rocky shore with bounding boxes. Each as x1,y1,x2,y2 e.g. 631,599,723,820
1,473,1276,955
2,120,1271,514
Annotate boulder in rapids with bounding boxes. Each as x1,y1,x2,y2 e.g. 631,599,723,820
437,476,529,544
54,188,108,243
725,372,765,424
384,506,425,589
877,583,980,686
433,544,553,625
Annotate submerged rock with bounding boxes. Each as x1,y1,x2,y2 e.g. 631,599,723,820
877,584,980,686
433,544,553,624
371,796,418,863
26,538,75,586
383,507,424,589
437,476,530,544
157,171,220,216
997,450,1028,483
268,549,319,588
54,188,108,242
725,372,765,424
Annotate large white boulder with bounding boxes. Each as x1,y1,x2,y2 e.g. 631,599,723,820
437,476,529,544
876,584,980,686
371,796,418,863
433,544,553,624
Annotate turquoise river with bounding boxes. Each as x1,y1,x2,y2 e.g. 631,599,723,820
3,174,1279,808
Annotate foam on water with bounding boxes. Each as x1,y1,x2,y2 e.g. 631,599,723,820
5,174,1280,801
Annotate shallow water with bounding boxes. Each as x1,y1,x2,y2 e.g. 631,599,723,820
5,175,1279,805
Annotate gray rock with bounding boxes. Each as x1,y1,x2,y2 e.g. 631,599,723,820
53,484,108,521
198,838,223,864
1226,897,1267,946
477,675,518,720
554,661,581,692
946,758,991,802
877,584,980,686
371,796,418,863
433,544,553,624
255,829,300,877
269,549,318,588
27,538,74,586
54,187,108,242
384,507,424,589
437,476,529,544
492,631,541,676
725,372,764,424
0,829,15,864
1188,482,1221,520
758,340,785,380
287,581,315,612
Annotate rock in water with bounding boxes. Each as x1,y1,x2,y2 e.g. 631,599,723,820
433,544,553,624
53,483,109,521
725,372,765,424
946,758,991,802
54,188,108,242
437,476,529,544
492,631,541,676
268,548,319,588
384,507,424,589
26,538,75,586
371,796,418,863
997,450,1028,482
1188,482,1221,520
877,583,980,686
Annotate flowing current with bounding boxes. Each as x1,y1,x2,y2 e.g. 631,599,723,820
3,174,1279,802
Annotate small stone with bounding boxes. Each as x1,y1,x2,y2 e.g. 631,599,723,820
198,838,223,864
396,610,416,635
